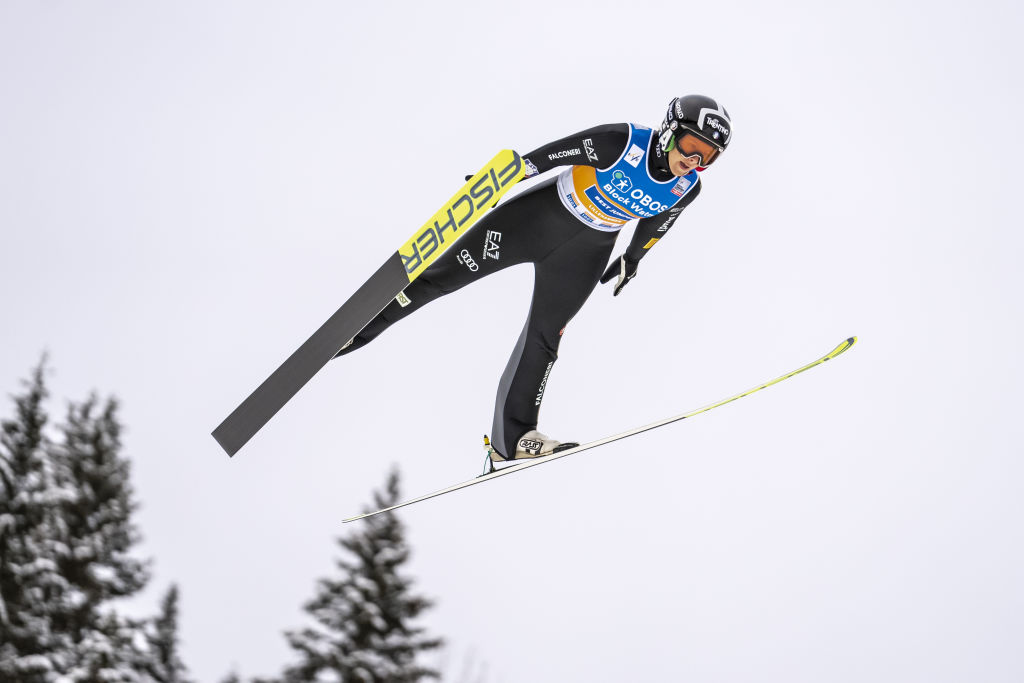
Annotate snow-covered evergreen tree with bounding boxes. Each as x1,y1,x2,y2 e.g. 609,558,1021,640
1,362,190,682
144,584,192,683
63,610,151,683
0,362,76,681
51,392,156,681
276,469,443,683
53,395,150,631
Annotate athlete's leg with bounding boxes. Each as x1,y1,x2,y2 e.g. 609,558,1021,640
491,224,617,458
335,179,559,358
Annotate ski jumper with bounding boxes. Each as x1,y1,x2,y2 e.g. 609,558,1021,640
335,123,703,458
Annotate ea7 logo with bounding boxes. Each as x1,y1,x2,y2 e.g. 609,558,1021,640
583,138,598,162
400,153,522,277
483,230,502,260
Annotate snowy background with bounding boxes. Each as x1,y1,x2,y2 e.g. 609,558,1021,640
2,0,1022,681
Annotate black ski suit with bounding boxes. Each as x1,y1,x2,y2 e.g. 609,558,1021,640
336,123,703,458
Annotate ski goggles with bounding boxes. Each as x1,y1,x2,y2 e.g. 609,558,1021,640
675,132,721,167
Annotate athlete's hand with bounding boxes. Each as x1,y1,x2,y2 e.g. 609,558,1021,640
464,154,537,182
600,254,639,296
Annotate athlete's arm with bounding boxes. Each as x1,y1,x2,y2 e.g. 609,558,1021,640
624,178,702,262
521,124,629,176
600,179,703,296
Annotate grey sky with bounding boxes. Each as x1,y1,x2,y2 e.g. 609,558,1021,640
2,1,1022,681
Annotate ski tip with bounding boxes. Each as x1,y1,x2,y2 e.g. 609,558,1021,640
825,336,858,360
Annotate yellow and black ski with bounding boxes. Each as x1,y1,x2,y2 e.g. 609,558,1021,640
213,150,525,456
343,337,857,522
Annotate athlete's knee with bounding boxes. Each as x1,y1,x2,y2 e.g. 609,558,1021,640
531,324,566,358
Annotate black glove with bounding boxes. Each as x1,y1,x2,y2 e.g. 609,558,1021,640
600,254,639,296
464,155,537,182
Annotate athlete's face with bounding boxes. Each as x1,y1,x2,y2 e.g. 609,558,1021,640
667,134,719,176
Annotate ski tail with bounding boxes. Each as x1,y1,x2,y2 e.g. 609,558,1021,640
212,151,525,456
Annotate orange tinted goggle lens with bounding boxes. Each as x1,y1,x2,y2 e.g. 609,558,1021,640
676,134,720,166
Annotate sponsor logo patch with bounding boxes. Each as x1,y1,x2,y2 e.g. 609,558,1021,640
671,177,692,197
398,152,522,278
395,291,412,307
624,144,644,168
583,138,598,163
549,148,580,161
483,230,502,260
457,248,479,272
600,175,671,218
519,438,543,452
535,361,554,406
704,116,729,137
610,170,632,193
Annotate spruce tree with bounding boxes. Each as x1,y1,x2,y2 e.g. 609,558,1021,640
145,584,192,683
64,610,151,682
1,361,186,682
0,361,75,681
53,395,150,631
52,392,155,681
277,469,443,682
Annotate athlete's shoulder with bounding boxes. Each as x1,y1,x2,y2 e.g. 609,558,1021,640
523,124,631,172
588,122,631,135
569,124,630,169
560,123,630,144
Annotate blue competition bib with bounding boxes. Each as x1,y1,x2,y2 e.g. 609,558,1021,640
556,124,697,231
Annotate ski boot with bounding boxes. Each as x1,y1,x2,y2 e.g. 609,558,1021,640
482,432,580,473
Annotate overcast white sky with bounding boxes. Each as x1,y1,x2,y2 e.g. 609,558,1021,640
2,1,1023,681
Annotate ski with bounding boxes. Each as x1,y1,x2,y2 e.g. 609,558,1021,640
213,150,525,456
343,336,857,522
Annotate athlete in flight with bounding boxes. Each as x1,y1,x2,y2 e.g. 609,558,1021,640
336,95,733,462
